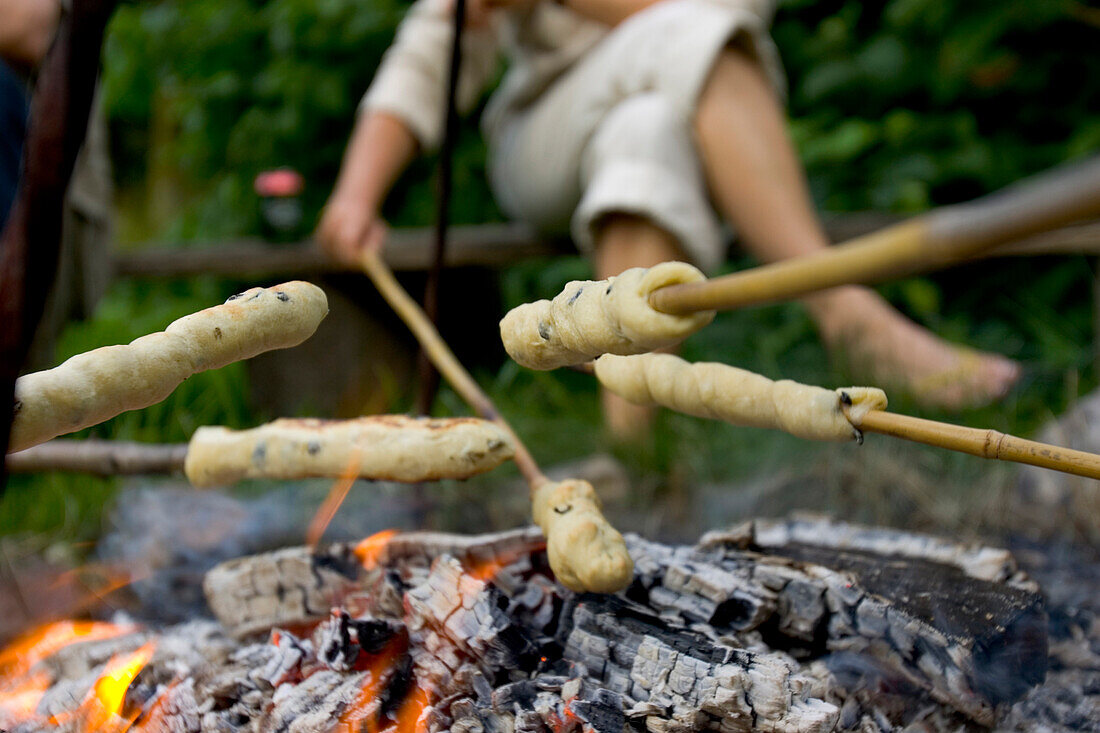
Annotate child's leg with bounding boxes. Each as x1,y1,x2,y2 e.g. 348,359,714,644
574,93,719,440
594,213,684,440
693,46,1019,408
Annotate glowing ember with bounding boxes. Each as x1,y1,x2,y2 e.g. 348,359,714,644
355,529,400,570
307,449,363,548
387,683,431,733
334,639,403,733
0,669,50,728
135,679,180,731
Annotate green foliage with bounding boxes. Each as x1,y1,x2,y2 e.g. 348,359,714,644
8,0,1096,540
775,0,1096,212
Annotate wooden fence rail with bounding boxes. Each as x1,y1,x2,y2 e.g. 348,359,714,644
111,216,1100,279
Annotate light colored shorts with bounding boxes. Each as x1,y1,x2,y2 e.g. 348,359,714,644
487,0,783,272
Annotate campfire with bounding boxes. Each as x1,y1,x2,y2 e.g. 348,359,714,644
2,514,1094,732
3,7,1099,732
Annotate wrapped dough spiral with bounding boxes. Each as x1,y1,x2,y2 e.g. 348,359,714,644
185,416,515,487
10,282,328,453
595,353,887,441
500,262,715,370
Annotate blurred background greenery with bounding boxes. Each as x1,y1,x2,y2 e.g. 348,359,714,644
4,0,1099,543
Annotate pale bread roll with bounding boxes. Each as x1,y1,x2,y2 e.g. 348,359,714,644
594,353,888,441
532,478,633,593
9,282,328,453
185,416,515,487
500,262,715,370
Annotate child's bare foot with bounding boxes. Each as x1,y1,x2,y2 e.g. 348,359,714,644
808,287,1021,411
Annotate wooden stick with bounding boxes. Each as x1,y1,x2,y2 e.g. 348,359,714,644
849,409,1100,481
358,254,529,473
650,155,1100,315
359,253,634,592
416,0,467,415
5,440,187,476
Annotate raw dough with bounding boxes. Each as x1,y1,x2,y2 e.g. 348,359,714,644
594,353,887,441
501,262,715,370
185,415,515,487
10,282,328,452
531,477,633,593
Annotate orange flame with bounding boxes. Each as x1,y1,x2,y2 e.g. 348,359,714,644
0,620,137,678
463,543,537,584
0,621,145,731
465,557,506,584
354,529,400,570
307,449,363,548
77,640,156,731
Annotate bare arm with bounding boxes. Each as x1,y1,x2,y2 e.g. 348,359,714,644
556,0,662,27
0,0,59,67
316,111,418,264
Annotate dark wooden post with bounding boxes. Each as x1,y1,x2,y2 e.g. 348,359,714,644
0,0,118,490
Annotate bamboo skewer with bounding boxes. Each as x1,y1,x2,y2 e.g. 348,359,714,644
650,155,1100,315
848,408,1100,481
588,353,1100,481
359,253,634,592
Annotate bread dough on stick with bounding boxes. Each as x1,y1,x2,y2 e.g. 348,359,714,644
9,282,328,453
501,262,716,370
185,416,515,487
531,478,633,593
595,353,888,441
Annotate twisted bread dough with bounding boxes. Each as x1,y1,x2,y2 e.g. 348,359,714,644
10,282,328,453
500,262,715,370
532,478,634,592
185,415,515,487
594,353,887,441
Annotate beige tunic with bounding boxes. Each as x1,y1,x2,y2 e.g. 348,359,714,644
362,0,783,269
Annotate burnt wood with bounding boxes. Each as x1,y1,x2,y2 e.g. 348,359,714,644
3,521,1091,732
198,520,1045,727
